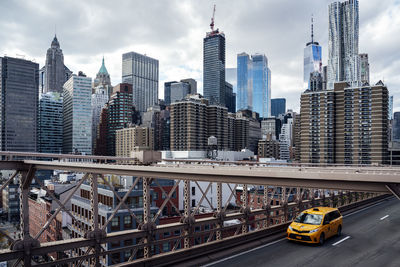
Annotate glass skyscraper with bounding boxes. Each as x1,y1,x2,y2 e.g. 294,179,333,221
303,18,322,89
237,53,252,111
389,95,394,120
393,112,400,142
122,51,159,113
38,92,63,153
328,0,360,89
252,54,271,118
203,31,226,106
0,56,38,152
271,98,286,117
63,73,92,155
237,53,271,118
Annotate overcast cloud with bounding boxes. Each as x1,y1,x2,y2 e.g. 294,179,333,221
1,0,399,112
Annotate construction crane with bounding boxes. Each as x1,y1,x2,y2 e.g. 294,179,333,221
210,4,216,31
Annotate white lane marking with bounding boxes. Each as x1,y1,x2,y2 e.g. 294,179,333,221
201,237,286,267
332,236,351,246
380,215,389,220
343,200,387,218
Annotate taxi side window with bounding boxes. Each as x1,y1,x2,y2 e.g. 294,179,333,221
331,210,340,220
323,213,331,224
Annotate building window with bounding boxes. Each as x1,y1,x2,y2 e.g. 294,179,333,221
191,187,195,196
124,215,132,229
192,199,196,207
111,217,120,231
162,242,170,252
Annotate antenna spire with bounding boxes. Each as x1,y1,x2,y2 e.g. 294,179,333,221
311,15,314,43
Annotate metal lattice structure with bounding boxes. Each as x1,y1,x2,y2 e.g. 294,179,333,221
0,153,399,266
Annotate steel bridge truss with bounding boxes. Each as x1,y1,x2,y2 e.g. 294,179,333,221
0,159,399,266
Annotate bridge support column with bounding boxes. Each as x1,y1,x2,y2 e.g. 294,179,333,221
216,182,223,240
89,173,102,267
182,180,194,249
11,166,39,267
143,177,155,258
263,185,270,228
282,187,288,223
241,184,249,234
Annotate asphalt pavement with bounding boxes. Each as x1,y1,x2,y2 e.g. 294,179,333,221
205,197,400,267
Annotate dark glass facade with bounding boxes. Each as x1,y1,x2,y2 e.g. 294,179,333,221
164,81,177,105
271,98,286,117
203,32,225,106
122,52,158,113
393,112,400,142
225,82,236,113
0,56,38,152
38,92,63,153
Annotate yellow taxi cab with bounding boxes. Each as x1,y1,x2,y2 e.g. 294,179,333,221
287,207,342,245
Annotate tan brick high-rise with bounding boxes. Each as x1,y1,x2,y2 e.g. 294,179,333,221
300,81,389,165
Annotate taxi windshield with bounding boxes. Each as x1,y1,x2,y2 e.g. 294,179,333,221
294,212,323,225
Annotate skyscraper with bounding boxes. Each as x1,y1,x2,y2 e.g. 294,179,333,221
237,53,271,118
389,95,394,120
93,56,112,96
303,17,322,89
180,78,197,95
237,53,251,111
203,27,226,106
91,86,109,152
271,98,286,117
393,112,400,142
122,52,159,113
0,56,39,152
170,82,190,104
225,82,236,113
106,83,134,156
164,81,177,106
252,54,271,118
63,73,92,155
38,92,63,153
300,81,389,165
328,0,360,89
39,35,72,93
170,96,208,151
359,53,369,84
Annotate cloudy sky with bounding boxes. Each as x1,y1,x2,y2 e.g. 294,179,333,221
1,0,399,112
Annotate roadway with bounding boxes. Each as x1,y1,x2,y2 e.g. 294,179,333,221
205,197,400,267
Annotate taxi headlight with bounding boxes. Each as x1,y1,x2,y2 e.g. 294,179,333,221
309,228,320,233
288,226,293,231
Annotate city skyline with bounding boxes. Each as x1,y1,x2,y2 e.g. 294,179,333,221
0,0,399,112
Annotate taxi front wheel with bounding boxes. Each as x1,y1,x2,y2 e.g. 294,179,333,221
319,233,325,245
337,225,342,237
